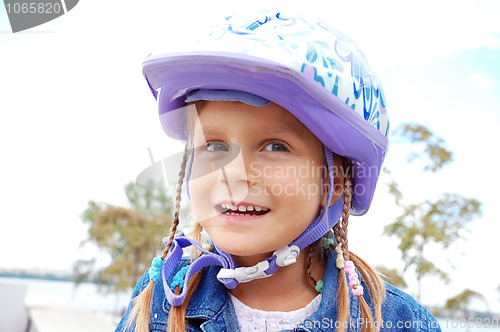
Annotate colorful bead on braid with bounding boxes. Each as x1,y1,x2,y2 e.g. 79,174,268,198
335,243,345,269
344,260,364,296
321,237,335,248
315,280,324,293
170,266,189,291
149,256,165,283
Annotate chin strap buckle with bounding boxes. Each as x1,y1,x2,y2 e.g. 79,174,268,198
217,260,271,283
273,245,301,267
216,245,301,284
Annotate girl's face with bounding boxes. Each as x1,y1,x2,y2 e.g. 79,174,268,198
189,101,326,258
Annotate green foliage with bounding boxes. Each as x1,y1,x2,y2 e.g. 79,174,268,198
383,167,403,206
385,123,482,302
445,289,486,316
376,265,407,289
385,182,482,285
394,123,453,172
385,194,481,265
72,258,96,285
80,182,174,292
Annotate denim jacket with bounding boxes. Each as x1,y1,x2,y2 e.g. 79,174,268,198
116,249,441,332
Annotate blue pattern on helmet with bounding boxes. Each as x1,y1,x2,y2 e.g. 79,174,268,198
198,9,389,137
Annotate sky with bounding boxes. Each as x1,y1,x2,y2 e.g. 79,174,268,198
1,0,500,312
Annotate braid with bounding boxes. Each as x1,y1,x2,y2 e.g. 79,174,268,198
334,159,352,261
163,136,191,258
335,158,353,332
125,139,191,332
166,105,205,332
334,158,384,332
304,239,325,290
164,138,195,332
305,245,316,288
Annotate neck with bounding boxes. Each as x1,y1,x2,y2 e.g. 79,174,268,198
228,249,325,311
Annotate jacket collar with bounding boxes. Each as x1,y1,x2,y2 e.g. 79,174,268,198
185,264,237,331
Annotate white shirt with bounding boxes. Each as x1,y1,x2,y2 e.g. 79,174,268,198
229,293,322,332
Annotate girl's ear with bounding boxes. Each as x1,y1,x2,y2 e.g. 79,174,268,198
321,155,345,207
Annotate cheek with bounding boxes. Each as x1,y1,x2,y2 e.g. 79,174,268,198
261,168,292,197
188,176,214,222
263,167,323,207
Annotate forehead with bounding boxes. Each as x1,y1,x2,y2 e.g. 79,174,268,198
193,100,315,137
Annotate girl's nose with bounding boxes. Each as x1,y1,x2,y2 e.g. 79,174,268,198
217,151,249,185
217,150,259,203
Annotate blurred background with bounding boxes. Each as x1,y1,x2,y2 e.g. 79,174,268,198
1,0,499,331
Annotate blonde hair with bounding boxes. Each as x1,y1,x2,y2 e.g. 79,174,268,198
126,103,386,332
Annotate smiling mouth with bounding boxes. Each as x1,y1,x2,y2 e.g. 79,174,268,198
216,203,270,216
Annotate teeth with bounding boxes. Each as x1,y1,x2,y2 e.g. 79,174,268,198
220,203,269,213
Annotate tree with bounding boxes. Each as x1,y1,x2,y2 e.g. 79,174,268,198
445,289,490,331
80,182,174,292
72,258,96,286
394,123,453,172
384,123,482,302
384,193,481,301
445,289,487,314
376,265,407,289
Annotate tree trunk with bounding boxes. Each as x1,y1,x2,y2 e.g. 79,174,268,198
417,276,421,303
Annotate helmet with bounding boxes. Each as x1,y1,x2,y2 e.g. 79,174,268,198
143,9,388,215
142,9,389,306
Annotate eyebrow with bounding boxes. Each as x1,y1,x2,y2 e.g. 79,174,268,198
195,124,303,138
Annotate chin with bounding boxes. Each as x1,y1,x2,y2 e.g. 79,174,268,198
216,244,259,256
213,240,275,258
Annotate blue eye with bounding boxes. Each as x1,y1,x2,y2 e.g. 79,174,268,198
206,141,229,152
264,142,288,152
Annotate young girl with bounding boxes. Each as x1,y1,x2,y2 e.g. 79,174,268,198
116,9,441,332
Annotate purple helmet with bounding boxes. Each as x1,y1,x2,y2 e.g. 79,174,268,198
142,9,391,307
